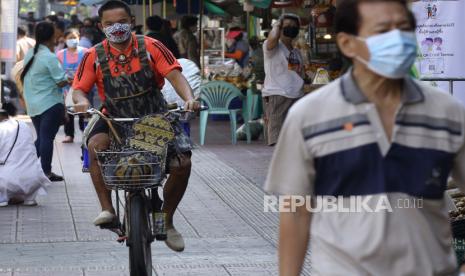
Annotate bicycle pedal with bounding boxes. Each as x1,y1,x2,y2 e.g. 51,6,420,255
99,220,121,229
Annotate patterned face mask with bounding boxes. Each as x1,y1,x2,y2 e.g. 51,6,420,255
103,23,132,43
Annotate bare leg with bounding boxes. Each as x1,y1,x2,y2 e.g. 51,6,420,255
163,153,191,227
88,133,114,213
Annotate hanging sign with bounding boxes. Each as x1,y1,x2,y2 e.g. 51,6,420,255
411,0,465,78
0,0,19,62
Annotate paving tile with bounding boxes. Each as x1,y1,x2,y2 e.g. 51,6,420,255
155,266,229,276
0,121,311,275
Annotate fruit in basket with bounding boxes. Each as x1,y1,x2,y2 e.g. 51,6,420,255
449,195,465,222
114,154,152,184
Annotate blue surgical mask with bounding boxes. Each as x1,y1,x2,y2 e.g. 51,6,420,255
356,29,417,79
66,38,79,49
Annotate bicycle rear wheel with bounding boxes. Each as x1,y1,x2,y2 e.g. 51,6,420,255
128,193,152,276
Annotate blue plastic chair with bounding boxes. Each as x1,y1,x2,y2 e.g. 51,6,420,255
199,81,251,145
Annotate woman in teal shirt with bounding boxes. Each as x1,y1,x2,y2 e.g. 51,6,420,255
21,21,69,182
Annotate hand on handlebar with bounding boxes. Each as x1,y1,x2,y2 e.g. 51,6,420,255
74,101,91,113
183,99,201,112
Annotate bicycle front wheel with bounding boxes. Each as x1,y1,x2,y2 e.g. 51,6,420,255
128,193,152,276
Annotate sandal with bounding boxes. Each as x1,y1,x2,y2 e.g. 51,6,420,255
47,172,64,182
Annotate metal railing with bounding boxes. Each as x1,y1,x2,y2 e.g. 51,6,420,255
420,78,465,95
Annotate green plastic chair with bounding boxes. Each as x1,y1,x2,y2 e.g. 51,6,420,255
247,85,263,120
199,81,251,145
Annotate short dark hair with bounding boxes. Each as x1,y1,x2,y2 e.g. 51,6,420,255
249,36,260,49
98,0,132,18
146,15,163,32
80,26,94,38
335,0,416,35
46,15,66,32
17,26,27,37
0,102,18,117
55,20,66,32
181,15,197,30
279,13,300,28
64,28,79,38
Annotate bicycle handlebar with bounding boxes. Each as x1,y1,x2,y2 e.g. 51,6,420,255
66,106,208,121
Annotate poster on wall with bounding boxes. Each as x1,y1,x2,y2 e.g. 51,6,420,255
411,0,465,103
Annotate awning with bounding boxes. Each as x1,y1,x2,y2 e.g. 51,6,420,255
205,1,226,15
250,0,272,9
79,0,105,5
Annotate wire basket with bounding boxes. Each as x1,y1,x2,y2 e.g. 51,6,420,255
95,149,166,190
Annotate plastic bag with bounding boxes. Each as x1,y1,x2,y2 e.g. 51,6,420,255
162,59,201,106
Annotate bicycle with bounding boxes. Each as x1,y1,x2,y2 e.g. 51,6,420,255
69,106,202,276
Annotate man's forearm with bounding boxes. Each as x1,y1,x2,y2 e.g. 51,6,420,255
166,70,194,102
279,206,311,276
72,89,90,105
267,23,282,51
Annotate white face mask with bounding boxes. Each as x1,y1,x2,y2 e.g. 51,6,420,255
66,38,79,49
355,29,418,79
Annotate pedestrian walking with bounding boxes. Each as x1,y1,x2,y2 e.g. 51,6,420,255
21,21,70,182
146,15,181,58
79,27,95,49
173,15,200,67
265,0,465,275
57,28,88,143
262,13,304,146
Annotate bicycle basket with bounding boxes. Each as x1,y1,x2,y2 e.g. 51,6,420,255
95,149,167,190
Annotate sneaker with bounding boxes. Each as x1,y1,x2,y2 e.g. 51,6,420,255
0,202,8,207
23,200,38,206
93,210,117,226
62,136,74,143
165,227,185,252
47,172,64,182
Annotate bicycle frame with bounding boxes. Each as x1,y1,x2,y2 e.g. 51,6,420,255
67,106,207,276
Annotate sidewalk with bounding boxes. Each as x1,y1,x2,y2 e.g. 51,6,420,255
0,118,311,275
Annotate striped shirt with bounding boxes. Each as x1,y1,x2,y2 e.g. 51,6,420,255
265,71,465,275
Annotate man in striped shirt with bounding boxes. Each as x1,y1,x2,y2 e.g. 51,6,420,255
72,0,199,252
265,0,465,275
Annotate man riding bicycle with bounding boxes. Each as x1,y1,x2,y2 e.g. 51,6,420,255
72,0,200,252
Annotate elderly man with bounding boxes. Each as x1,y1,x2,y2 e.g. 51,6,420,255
265,0,465,275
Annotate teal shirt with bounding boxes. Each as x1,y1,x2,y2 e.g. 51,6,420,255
23,45,67,117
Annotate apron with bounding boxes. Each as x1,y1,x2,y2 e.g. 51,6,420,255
95,35,167,118
94,36,192,153
62,48,84,94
